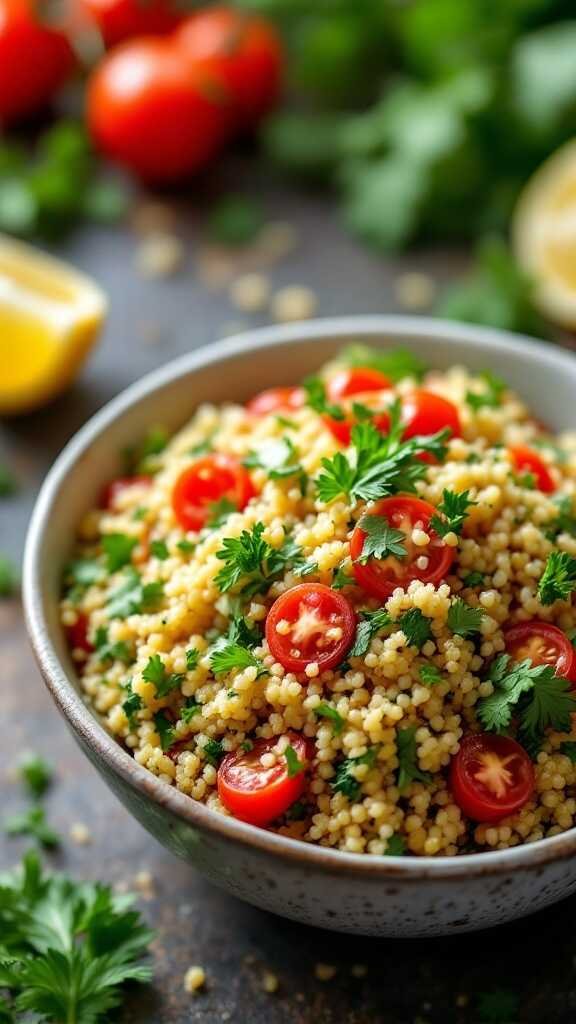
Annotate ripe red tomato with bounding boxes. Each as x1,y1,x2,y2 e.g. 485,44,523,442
171,454,254,532
66,612,93,654
218,732,310,826
265,583,356,673
324,367,393,445
0,0,74,123
401,390,462,441
246,386,305,417
175,6,282,128
80,0,181,48
87,38,228,183
450,733,534,823
100,474,152,510
350,495,454,600
505,620,576,684
508,444,555,493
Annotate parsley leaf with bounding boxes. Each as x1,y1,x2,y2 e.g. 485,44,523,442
447,598,485,637
332,563,354,589
150,539,169,560
210,642,264,676
102,533,137,572
206,498,238,528
354,514,406,563
285,745,306,777
16,754,52,800
142,654,183,698
0,553,18,597
215,522,307,596
560,741,576,763
122,685,143,729
4,806,59,848
107,569,164,619
180,698,202,724
303,376,345,420
419,664,442,686
315,702,344,735
546,495,576,541
332,747,378,801
465,370,507,411
396,726,432,790
185,647,200,671
154,711,175,751
429,489,476,537
538,551,576,605
338,344,425,383
463,570,485,588
93,626,133,665
177,538,196,554
64,558,105,593
478,653,576,745
203,738,224,766
396,608,433,649
384,834,406,856
349,608,391,657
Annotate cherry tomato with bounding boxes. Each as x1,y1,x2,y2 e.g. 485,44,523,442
171,453,255,532
508,444,555,493
100,474,152,510
175,6,282,128
450,733,534,823
265,583,356,673
87,38,228,183
324,367,393,445
350,495,454,600
218,732,310,826
505,620,576,684
402,390,462,441
80,0,181,47
0,0,74,124
246,386,305,417
66,612,93,654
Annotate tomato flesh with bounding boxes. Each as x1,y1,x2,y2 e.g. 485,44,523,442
266,583,356,673
350,495,454,600
508,444,555,493
324,369,393,446
505,620,576,684
172,454,254,532
81,0,181,47
246,386,305,416
218,732,310,826
100,474,152,510
451,733,534,822
327,367,392,402
66,613,93,654
401,390,461,462
0,0,74,123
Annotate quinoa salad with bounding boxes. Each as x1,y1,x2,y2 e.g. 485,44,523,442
60,344,576,857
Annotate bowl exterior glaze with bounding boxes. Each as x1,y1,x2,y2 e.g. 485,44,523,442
23,316,576,937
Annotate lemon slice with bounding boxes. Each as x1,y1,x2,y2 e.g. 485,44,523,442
0,235,107,415
513,139,576,329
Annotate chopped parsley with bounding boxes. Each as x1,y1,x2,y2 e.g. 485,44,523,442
130,425,168,473
122,685,143,729
303,375,345,420
396,608,433,649
17,753,52,799
177,538,196,554
180,698,202,724
465,370,506,411
102,532,137,572
132,506,148,521
332,563,354,589
477,653,576,749
244,437,305,484
545,495,576,541
284,745,306,777
396,726,432,790
349,608,391,657
93,626,133,665
429,488,476,537
384,834,406,856
514,471,536,490
64,557,105,599
560,741,576,763
107,569,164,619
354,514,406,563
462,570,485,588
150,539,169,560
185,647,200,671
315,702,344,735
215,522,308,596
154,711,176,751
339,344,426,383
332,747,378,801
210,642,264,676
538,551,576,605
447,598,485,637
419,664,443,686
142,654,184,698
4,806,59,848
206,497,238,528
203,738,224,766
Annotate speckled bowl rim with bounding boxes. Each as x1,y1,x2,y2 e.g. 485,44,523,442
23,315,576,881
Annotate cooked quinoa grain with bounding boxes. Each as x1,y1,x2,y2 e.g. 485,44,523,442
61,349,576,857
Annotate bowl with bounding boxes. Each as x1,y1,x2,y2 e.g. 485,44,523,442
23,315,576,937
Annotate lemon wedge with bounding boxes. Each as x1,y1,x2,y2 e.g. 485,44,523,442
513,140,576,329
0,235,107,415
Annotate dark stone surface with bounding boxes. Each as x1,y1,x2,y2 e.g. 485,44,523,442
1,179,574,1022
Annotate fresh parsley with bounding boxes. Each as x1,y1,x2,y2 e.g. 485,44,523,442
244,437,305,484
419,664,443,686
545,495,576,541
0,553,18,597
354,514,406,563
332,747,378,801
210,642,264,676
180,698,202,724
93,626,133,665
332,563,354,589
177,538,196,554
447,598,485,637
430,489,476,537
206,497,238,528
462,570,485,588
4,806,59,848
339,344,425,383
107,569,164,619
0,462,17,496
477,654,576,747
396,608,433,649
122,686,143,729
214,522,308,596
396,726,432,790
185,647,200,671
142,654,184,698
384,834,406,856
285,745,306,777
560,741,576,763
150,539,169,560
303,376,345,420
315,702,345,735
203,738,224,766
349,608,391,657
16,754,52,799
465,370,506,411
538,551,576,605
102,533,137,572
154,711,176,752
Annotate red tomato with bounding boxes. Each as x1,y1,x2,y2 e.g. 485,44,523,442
246,386,305,417
171,453,254,532
324,367,393,445
450,733,534,823
81,0,181,47
66,612,93,654
87,38,228,183
100,474,152,510
350,495,454,600
0,0,74,123
175,6,282,128
508,444,555,493
402,390,462,441
505,620,576,684
266,583,356,673
218,732,310,826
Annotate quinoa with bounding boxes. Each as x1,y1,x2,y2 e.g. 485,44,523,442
60,351,576,857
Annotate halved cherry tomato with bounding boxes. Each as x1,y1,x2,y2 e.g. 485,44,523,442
218,732,311,826
0,0,74,124
450,733,534,823
508,444,555,493
324,368,393,446
401,390,462,445
246,386,305,417
265,583,356,673
505,620,576,684
350,495,453,600
80,0,181,48
100,474,152,510
66,613,93,654
171,453,254,532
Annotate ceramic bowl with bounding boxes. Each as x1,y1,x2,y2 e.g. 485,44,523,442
23,316,576,937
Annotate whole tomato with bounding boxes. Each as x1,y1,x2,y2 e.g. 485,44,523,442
0,0,74,123
87,37,228,183
175,6,283,128
80,0,181,48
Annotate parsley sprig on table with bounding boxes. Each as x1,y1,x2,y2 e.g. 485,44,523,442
430,489,476,537
538,551,576,605
215,522,309,596
477,653,576,750
354,514,406,563
142,654,184,698
315,402,449,504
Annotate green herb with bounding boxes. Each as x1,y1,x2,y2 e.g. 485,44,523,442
93,626,132,665
210,642,264,676
0,554,18,597
65,558,105,589
177,539,196,554
214,522,308,597
332,747,378,801
122,686,143,730
384,834,406,856
107,569,164,619
538,551,576,605
477,988,520,1024
354,514,406,563
546,495,576,541
447,598,485,637
315,702,344,735
142,654,183,698
4,806,59,848
429,489,476,537
153,711,176,752
560,741,576,763
293,559,318,578
514,471,536,490
136,426,168,465
349,608,391,658
180,698,202,724
203,738,224,766
276,415,297,429
206,498,238,528
150,539,169,560
478,654,576,747
465,370,507,411
132,506,148,522
241,740,254,752
396,726,432,790
0,462,17,496
185,647,200,671
207,194,263,245
187,439,213,457
285,800,307,821
303,376,345,420
396,608,433,649
285,745,306,777
339,344,425,383
102,533,137,572
16,754,52,799
419,664,443,686
244,437,304,482
0,850,153,1022
463,570,485,588
332,563,354,589
315,406,449,505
